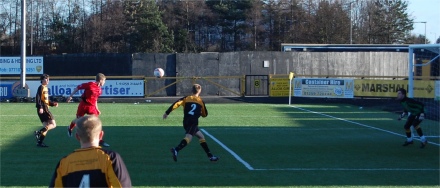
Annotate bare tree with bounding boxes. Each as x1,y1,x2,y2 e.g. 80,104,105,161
245,0,265,50
0,0,14,55
262,0,282,51
99,1,127,52
158,0,205,52
405,34,430,44
206,0,254,51
313,0,350,44
362,0,413,44
0,0,423,55
0,0,21,54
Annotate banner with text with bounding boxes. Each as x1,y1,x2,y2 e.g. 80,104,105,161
269,78,292,96
0,80,144,98
0,57,44,75
0,81,20,99
294,78,354,98
354,80,435,98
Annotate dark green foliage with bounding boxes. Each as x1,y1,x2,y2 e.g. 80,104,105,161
367,0,413,44
206,0,254,51
1,0,425,54
123,0,174,53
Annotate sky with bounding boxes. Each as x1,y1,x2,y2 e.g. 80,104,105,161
406,0,440,44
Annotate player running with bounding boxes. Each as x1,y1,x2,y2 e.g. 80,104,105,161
66,73,109,147
163,84,219,162
34,74,58,147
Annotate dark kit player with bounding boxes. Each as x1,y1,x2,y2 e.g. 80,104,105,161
396,88,428,148
49,115,131,187
163,84,219,162
34,74,59,147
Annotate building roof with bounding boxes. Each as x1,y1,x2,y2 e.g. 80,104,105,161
281,43,409,52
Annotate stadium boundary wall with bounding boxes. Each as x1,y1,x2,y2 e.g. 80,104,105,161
1,51,408,96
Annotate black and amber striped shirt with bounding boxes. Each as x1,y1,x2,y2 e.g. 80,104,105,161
35,85,52,109
165,95,208,126
49,147,131,187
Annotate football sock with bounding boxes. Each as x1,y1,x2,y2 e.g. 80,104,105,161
416,128,424,137
39,127,48,134
175,139,188,151
39,134,46,143
199,139,213,158
405,129,412,140
69,122,76,130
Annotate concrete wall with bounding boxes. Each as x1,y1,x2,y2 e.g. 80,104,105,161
132,53,176,96
43,51,408,96
132,51,408,96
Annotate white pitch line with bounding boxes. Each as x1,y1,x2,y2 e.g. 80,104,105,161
291,105,440,147
201,129,439,171
0,115,35,117
253,168,440,171
204,106,439,171
201,129,254,170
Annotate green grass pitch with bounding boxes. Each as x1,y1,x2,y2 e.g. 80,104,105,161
0,102,439,188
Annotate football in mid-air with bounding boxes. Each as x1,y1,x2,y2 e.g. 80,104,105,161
154,68,164,78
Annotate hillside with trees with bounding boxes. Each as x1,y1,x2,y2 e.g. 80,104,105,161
0,0,435,55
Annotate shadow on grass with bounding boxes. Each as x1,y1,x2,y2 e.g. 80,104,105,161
1,123,439,187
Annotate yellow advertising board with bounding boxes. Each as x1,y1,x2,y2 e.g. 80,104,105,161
354,80,435,98
269,78,291,97
270,78,436,98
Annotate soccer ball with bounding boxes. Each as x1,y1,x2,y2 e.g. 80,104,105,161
154,68,164,78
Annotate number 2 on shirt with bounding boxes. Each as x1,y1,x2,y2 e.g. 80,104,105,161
188,104,196,115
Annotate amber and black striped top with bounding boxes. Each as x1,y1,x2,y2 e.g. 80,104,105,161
49,147,131,187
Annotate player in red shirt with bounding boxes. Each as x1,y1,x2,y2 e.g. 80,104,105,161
66,73,109,147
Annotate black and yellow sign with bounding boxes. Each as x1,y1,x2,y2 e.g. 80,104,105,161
354,80,435,98
269,78,291,96
269,78,436,98
254,80,260,88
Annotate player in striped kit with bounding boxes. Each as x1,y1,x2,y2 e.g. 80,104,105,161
163,84,219,162
49,115,131,187
34,74,59,147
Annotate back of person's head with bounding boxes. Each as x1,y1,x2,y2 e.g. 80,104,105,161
398,88,407,96
40,74,49,83
192,84,201,94
95,73,106,81
76,115,102,143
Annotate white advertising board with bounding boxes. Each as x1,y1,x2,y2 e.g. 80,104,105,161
25,80,144,97
0,57,44,74
293,78,354,98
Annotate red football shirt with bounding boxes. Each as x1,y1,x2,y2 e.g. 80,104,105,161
77,82,102,105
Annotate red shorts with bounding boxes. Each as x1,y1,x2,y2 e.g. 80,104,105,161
76,102,100,118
